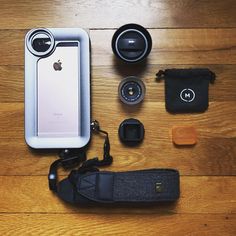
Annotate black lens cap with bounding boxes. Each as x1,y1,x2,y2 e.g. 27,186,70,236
118,118,145,146
112,24,152,63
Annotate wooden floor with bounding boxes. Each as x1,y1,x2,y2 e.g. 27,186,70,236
0,0,236,235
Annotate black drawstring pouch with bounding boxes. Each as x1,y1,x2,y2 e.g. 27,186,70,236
156,68,216,113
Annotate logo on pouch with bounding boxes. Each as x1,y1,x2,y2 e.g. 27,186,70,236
53,60,62,71
180,88,195,103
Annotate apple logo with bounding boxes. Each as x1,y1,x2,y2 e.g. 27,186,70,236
53,60,62,71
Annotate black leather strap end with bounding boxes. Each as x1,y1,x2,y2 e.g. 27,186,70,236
57,169,180,204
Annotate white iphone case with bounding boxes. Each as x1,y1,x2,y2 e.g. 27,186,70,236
25,28,90,149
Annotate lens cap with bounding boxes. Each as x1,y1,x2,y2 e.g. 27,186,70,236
119,118,145,146
118,76,145,105
112,24,152,63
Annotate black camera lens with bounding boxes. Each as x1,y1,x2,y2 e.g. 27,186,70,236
118,76,145,105
26,29,55,56
112,24,152,63
31,33,51,52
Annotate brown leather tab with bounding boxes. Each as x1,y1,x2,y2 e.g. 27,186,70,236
172,126,197,145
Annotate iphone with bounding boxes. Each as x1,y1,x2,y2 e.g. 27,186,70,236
37,43,80,137
25,28,90,148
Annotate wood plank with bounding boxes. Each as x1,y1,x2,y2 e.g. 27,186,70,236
91,29,236,65
0,101,235,176
0,176,235,213
1,100,235,176
0,136,235,176
0,66,23,102
1,29,236,66
0,0,236,29
1,0,235,233
1,102,235,139
0,213,235,236
92,64,236,102
93,101,236,139
1,64,236,103
0,30,25,66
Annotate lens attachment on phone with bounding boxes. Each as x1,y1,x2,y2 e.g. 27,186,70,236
112,24,152,63
118,76,145,105
26,28,55,57
118,118,145,146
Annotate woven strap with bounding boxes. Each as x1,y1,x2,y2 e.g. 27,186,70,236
57,169,180,204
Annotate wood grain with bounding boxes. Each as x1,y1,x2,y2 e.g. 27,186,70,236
1,64,236,103
0,0,236,29
0,214,235,236
0,66,23,102
91,64,236,102
1,28,236,66
0,176,235,214
0,135,235,176
1,102,235,139
90,28,236,65
0,101,235,176
0,1,236,234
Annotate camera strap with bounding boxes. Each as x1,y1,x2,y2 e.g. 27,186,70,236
57,169,180,204
48,121,180,204
48,120,113,193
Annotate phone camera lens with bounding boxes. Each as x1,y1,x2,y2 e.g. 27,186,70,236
118,76,145,105
31,33,51,52
26,29,55,56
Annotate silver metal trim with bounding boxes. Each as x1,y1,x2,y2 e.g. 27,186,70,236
115,29,148,62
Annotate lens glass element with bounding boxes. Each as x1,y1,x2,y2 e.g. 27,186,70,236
31,33,51,52
121,81,142,103
118,77,145,105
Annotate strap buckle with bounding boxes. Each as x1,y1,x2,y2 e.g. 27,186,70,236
59,149,86,169
48,120,113,193
48,149,86,192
